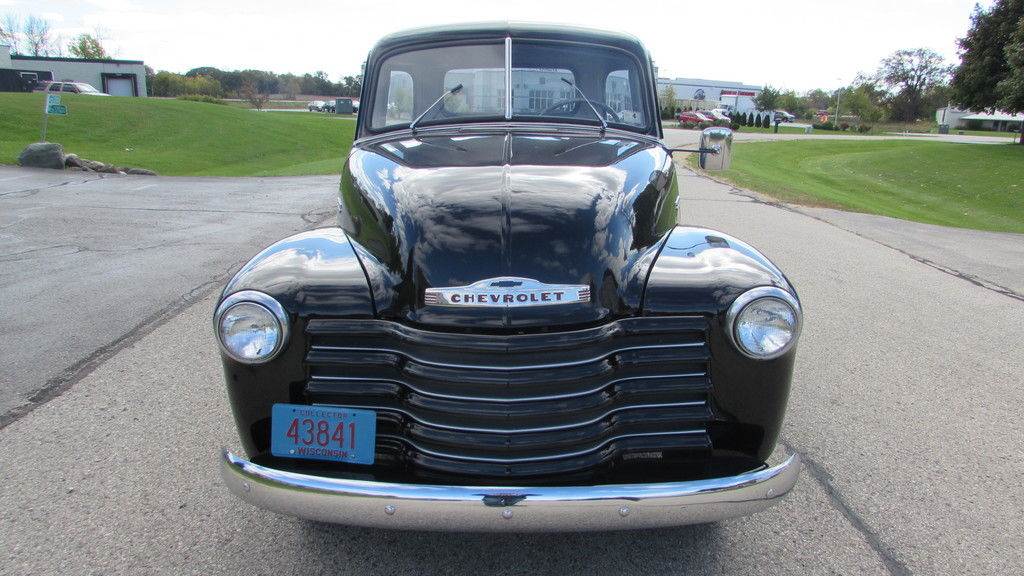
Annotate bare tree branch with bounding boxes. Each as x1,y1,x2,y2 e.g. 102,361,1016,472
1,13,21,52
22,15,56,56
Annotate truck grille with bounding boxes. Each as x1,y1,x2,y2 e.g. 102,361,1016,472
302,316,712,479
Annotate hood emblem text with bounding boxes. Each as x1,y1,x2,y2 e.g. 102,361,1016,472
424,277,590,308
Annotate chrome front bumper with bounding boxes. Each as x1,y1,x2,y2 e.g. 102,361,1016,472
221,450,800,531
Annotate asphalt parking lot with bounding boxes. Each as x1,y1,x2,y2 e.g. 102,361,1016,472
1,163,1023,575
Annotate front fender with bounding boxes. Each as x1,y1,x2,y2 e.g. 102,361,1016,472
216,227,374,456
643,226,800,462
221,227,374,318
643,226,794,315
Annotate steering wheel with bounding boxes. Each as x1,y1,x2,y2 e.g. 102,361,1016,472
540,98,622,124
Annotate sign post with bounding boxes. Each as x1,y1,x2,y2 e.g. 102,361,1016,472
41,93,67,142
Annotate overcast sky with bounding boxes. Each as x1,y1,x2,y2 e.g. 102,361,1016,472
2,0,991,91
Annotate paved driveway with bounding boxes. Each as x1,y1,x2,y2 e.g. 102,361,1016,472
1,165,1022,575
0,166,338,421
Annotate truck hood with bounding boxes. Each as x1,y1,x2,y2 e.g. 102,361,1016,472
339,129,677,329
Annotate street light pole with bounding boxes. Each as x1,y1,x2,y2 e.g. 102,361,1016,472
835,87,842,128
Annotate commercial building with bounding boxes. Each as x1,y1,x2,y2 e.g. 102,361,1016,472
656,77,762,113
0,44,148,96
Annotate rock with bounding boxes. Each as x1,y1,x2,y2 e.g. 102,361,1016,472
95,163,121,174
64,153,83,169
81,159,106,171
124,167,157,176
18,142,65,170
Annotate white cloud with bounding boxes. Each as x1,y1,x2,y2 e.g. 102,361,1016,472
1,0,990,90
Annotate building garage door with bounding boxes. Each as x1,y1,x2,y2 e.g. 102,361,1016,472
106,77,135,96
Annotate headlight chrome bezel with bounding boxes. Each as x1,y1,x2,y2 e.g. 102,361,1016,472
725,286,802,360
214,290,290,364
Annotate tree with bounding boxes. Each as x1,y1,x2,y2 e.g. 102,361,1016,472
997,18,1024,119
777,90,807,118
842,82,886,124
755,85,781,112
341,75,362,97
804,88,832,112
0,14,18,50
149,70,222,97
22,15,57,56
240,79,269,110
875,48,951,121
951,0,1024,143
283,77,301,100
657,84,677,119
67,33,109,59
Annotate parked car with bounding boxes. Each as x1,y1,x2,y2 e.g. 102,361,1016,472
308,100,326,112
0,69,34,92
703,109,731,122
216,23,803,532
322,100,336,113
774,110,796,123
677,110,709,124
35,81,110,96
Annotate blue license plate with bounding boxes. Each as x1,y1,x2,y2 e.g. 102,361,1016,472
270,404,376,464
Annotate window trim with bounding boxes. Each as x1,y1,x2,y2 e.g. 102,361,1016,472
362,36,656,137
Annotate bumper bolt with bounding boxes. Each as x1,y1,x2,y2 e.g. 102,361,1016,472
384,504,396,515
766,488,776,499
501,509,514,520
242,482,251,493
618,506,630,517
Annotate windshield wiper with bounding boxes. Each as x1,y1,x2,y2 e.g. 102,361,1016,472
561,78,607,133
410,83,463,133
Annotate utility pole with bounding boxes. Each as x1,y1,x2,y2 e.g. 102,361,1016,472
41,94,50,142
834,87,842,128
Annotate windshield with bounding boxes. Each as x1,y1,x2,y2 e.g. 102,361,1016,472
370,43,506,130
76,84,99,93
368,40,649,133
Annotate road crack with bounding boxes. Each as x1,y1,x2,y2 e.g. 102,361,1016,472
783,440,912,576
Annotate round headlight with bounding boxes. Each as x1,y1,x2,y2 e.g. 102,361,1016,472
214,291,289,364
726,287,801,360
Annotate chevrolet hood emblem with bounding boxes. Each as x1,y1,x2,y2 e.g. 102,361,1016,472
424,277,590,308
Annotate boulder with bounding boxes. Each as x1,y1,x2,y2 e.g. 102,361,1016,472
81,159,106,171
64,153,83,169
125,167,157,176
18,143,65,170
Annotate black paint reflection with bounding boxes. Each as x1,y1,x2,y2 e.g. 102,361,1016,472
340,130,678,329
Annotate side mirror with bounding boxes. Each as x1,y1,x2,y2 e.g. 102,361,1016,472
698,127,733,171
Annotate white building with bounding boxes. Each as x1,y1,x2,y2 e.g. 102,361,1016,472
657,77,762,113
935,106,1023,132
1,44,147,96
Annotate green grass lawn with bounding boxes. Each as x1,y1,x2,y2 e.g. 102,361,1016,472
695,140,1024,234
0,93,355,176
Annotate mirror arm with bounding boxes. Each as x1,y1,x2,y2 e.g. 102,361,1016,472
667,147,721,155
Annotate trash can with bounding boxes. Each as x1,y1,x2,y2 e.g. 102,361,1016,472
938,124,950,135
335,98,354,114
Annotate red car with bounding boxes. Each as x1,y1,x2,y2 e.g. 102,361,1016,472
677,111,712,124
